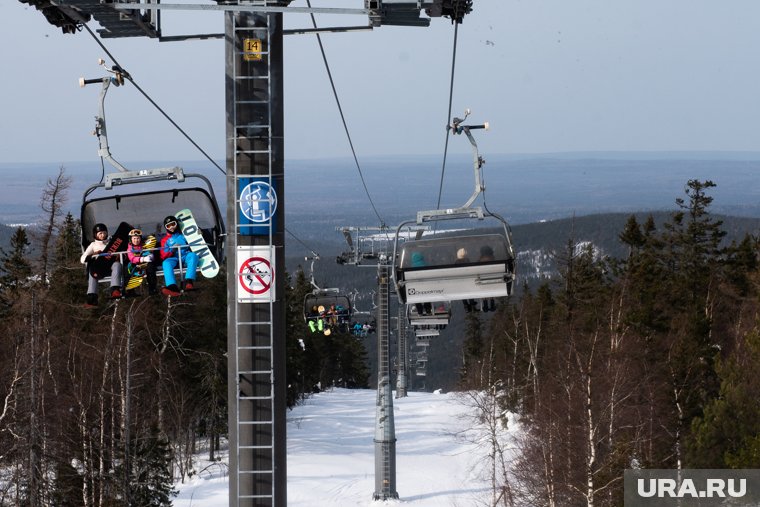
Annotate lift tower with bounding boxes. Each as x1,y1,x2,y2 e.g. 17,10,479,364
20,1,474,505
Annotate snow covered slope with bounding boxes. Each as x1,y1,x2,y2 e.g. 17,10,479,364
174,388,517,506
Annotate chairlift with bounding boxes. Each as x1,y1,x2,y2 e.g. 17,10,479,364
415,328,440,338
415,335,431,347
302,256,353,335
79,60,225,266
407,302,451,328
392,110,515,305
336,226,392,265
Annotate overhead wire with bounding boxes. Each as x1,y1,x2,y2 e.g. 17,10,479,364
80,23,226,176
305,0,386,230
435,22,460,211
286,227,320,259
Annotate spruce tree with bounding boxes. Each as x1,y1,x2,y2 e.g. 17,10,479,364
129,428,177,507
689,329,760,468
48,213,85,303
0,226,33,312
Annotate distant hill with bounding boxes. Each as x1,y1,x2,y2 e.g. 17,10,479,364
511,212,760,288
4,152,760,227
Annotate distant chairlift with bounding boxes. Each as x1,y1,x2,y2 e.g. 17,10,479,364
393,110,515,306
415,328,440,338
336,226,392,265
79,60,225,266
415,335,431,347
408,301,451,329
302,256,352,335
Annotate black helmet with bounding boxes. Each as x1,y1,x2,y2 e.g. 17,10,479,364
92,223,108,236
163,216,179,230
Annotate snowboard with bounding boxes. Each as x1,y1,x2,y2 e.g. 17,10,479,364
125,235,157,290
175,208,220,278
88,221,131,280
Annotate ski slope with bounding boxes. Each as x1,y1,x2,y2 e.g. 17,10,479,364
174,388,519,506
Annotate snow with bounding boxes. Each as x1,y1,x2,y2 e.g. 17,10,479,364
174,388,518,506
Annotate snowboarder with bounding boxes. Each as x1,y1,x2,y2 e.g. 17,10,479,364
81,222,123,307
159,215,198,296
126,228,158,295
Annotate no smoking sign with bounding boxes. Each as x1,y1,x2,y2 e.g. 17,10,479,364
236,246,276,302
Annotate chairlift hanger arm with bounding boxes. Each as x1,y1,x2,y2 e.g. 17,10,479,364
79,59,131,173
447,109,489,209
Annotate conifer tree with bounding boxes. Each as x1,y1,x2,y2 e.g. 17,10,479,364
48,213,84,303
0,226,33,312
129,427,177,506
286,268,314,405
689,327,760,468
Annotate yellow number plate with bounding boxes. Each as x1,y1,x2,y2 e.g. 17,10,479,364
243,38,263,61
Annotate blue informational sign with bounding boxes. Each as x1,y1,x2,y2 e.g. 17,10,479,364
238,178,278,236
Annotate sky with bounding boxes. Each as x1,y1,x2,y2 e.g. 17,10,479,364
3,1,760,166
173,388,517,506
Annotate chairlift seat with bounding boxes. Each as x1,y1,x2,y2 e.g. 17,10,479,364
408,302,451,327
415,328,440,338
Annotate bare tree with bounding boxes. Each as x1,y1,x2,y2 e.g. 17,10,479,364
38,166,71,284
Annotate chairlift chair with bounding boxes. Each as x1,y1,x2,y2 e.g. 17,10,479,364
81,177,225,260
415,335,431,347
392,110,515,305
301,256,353,333
407,301,451,328
415,328,440,338
79,60,226,270
303,290,353,332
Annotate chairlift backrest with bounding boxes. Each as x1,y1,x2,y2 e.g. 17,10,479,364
398,233,510,269
81,174,226,262
303,293,352,321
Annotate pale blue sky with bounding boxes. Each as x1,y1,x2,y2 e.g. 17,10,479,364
2,1,760,164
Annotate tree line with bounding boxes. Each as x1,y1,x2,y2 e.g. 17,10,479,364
459,179,760,506
0,168,368,506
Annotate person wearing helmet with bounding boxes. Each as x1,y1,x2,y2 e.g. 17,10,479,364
159,215,198,296
80,223,123,307
126,228,158,295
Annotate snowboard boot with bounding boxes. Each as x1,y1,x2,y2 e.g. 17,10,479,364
162,284,181,297
84,293,98,308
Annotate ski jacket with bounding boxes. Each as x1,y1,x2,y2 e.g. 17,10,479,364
160,232,189,261
80,238,110,265
128,243,154,264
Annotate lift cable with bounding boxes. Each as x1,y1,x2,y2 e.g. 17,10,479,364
285,227,320,259
435,22,460,211
81,23,226,176
306,0,386,230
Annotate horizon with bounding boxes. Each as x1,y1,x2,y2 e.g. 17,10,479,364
6,149,760,167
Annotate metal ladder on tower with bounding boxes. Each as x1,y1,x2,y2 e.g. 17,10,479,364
231,4,276,505
373,263,398,500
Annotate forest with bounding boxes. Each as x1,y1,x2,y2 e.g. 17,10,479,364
1,173,759,505
458,179,760,505
0,170,368,506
